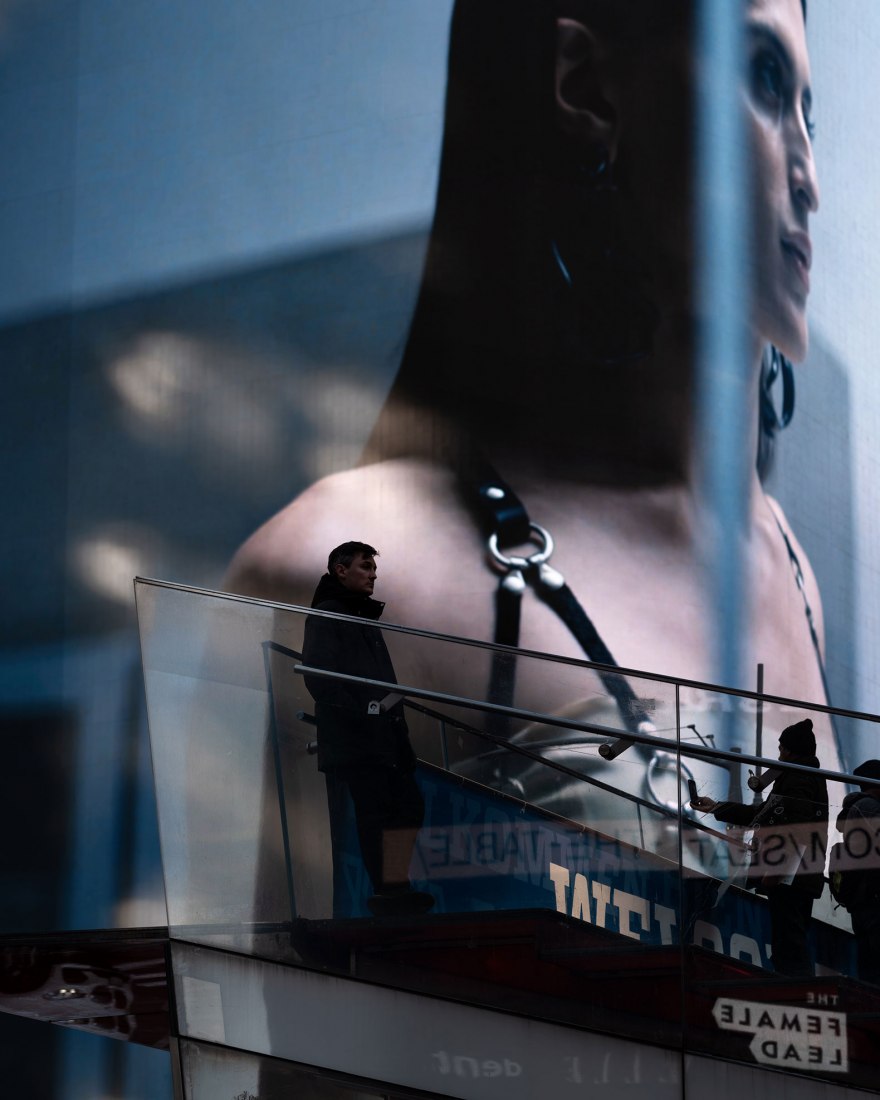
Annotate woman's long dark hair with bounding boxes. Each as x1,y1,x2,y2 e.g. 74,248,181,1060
371,0,805,478
385,0,557,429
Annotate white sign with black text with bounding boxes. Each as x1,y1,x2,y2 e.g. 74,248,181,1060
712,997,848,1073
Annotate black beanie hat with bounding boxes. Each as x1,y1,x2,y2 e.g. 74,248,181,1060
854,759,880,785
779,718,816,757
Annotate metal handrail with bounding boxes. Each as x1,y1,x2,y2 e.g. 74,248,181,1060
293,663,867,792
268,640,722,829
134,576,880,726
267,640,739,846
398,698,744,850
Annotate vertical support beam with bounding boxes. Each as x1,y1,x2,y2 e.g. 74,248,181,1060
696,0,751,748
754,661,765,794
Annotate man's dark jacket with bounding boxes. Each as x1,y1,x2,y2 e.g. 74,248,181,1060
713,757,828,898
302,573,415,774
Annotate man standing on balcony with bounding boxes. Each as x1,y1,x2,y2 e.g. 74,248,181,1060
302,541,434,916
691,718,828,977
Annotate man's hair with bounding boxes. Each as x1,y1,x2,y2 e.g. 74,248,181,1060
328,541,379,572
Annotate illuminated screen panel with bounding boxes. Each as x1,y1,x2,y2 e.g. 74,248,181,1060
1,0,879,989
3,2,880,1093
218,0,859,776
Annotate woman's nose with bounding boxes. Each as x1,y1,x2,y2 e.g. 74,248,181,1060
791,131,819,214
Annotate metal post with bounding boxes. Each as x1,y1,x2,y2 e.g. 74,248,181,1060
754,662,765,804
696,0,751,747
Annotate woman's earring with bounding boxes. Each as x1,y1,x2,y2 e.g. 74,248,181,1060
757,345,795,479
760,345,796,433
550,144,660,365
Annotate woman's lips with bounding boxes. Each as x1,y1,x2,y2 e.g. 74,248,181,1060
781,232,812,294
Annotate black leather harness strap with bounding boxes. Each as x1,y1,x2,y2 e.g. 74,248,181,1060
462,456,838,754
462,459,652,736
459,455,532,547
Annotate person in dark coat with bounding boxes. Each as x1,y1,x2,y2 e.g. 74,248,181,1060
691,718,828,977
302,541,433,915
836,759,880,984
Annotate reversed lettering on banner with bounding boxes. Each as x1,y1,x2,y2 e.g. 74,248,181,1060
548,861,673,943
713,997,848,1073
391,772,854,978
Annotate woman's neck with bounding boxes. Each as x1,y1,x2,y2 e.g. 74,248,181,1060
368,329,765,506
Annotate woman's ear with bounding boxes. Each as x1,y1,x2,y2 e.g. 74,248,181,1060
555,18,619,160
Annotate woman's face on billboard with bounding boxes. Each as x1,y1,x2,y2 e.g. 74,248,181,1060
746,0,819,363
556,0,817,366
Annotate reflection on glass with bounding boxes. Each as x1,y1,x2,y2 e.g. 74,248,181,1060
224,0,838,862
180,1040,386,1100
689,716,828,977
138,578,880,1092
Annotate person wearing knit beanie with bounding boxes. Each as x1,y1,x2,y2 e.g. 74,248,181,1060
691,715,828,976
853,759,880,788
778,718,817,759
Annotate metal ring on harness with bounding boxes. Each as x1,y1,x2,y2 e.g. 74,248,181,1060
645,750,697,816
487,524,555,571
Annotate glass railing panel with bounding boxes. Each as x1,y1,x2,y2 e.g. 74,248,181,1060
447,672,716,854
137,580,685,1048
136,582,299,952
277,614,686,1048
326,621,693,871
677,683,880,1091
138,579,880,1084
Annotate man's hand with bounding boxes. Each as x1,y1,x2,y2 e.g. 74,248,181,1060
690,796,718,813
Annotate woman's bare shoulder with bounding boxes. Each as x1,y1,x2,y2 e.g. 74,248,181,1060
223,459,464,605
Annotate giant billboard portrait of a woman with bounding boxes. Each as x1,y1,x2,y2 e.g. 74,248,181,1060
226,0,839,834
